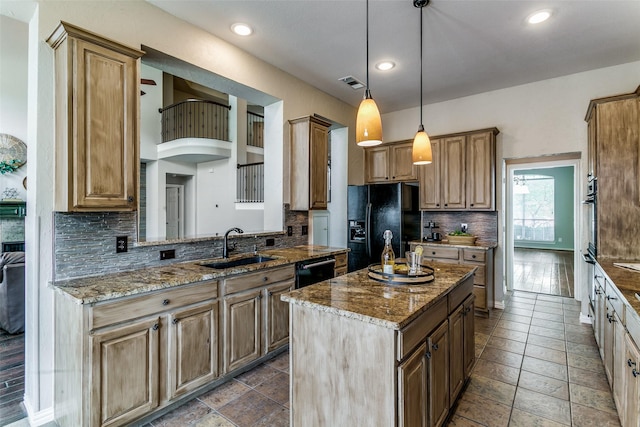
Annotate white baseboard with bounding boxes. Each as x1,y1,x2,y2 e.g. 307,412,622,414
493,300,505,310
579,312,593,325
23,397,56,426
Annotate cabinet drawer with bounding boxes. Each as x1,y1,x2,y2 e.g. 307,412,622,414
397,297,447,361
626,309,640,348
473,286,486,310
462,249,486,263
334,253,347,269
424,247,460,261
224,265,295,295
462,264,485,286
91,280,218,330
448,275,474,313
334,266,347,277
605,282,624,322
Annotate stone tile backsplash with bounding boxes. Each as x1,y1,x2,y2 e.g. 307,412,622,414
421,211,498,242
54,205,308,280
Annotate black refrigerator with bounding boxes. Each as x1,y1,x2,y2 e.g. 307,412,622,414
347,183,420,272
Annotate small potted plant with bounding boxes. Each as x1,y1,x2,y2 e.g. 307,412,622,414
446,229,477,246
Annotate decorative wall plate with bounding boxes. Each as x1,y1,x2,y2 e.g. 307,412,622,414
0,134,27,167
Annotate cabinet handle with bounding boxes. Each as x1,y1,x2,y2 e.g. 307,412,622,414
127,196,134,202
628,359,636,368
163,299,170,306
172,318,179,325
595,289,602,295
152,324,159,331
634,369,639,378
432,343,439,351
595,275,603,279
606,295,617,301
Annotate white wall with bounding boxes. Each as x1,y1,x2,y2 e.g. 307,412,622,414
382,60,640,317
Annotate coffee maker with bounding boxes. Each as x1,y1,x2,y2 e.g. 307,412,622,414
424,220,442,242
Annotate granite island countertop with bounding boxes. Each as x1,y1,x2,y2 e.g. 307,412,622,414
281,261,476,330
409,239,498,250
52,245,349,305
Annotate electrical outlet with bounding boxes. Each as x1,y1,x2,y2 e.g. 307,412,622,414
116,236,128,253
266,238,275,246
302,225,308,236
287,226,293,236
160,249,175,260
460,223,468,233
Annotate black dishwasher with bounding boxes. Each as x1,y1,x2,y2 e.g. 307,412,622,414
295,256,335,289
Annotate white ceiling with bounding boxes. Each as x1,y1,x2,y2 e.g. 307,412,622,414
148,0,640,113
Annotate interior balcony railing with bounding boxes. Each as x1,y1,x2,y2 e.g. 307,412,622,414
159,99,231,143
247,112,264,148
237,162,264,203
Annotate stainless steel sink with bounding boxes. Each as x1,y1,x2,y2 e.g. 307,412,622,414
201,255,276,269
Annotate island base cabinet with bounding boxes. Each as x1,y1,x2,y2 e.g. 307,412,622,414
398,342,428,427
429,321,450,427
90,318,160,427
168,302,219,399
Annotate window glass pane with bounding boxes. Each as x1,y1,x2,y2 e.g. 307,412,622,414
513,174,555,242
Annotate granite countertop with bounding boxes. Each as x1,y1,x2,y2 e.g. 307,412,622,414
596,259,640,318
409,239,498,250
53,245,349,305
281,262,476,330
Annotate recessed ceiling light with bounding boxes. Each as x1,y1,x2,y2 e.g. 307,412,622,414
527,10,551,24
231,23,253,36
376,61,396,71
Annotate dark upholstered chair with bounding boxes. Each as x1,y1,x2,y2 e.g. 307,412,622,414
0,252,25,334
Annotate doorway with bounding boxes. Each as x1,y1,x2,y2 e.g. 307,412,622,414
504,154,581,298
166,184,184,240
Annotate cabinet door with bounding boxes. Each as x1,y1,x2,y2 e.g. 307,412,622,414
588,115,597,178
624,333,640,427
365,146,390,183
90,317,159,427
612,310,626,421
265,281,294,353
71,39,138,211
463,296,476,377
428,320,450,427
309,120,329,209
168,301,219,398
604,301,615,385
398,342,428,427
418,139,441,210
448,305,465,403
466,131,495,210
595,282,605,351
391,142,418,181
224,289,262,372
441,136,466,209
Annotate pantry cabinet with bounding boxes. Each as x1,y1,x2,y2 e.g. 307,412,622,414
418,128,498,211
290,116,331,210
365,141,418,183
47,22,142,212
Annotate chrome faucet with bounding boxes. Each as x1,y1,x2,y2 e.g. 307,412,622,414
223,227,244,258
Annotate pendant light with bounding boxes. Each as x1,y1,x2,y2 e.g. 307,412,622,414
356,0,383,146
412,0,432,165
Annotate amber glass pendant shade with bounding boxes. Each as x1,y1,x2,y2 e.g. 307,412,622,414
356,92,383,146
412,125,432,164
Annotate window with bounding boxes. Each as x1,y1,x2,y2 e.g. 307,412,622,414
513,174,555,242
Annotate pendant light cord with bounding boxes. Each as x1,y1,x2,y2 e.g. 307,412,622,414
366,0,371,97
419,6,423,127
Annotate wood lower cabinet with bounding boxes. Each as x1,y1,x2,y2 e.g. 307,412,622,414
168,302,219,398
398,342,428,427
365,141,418,183
334,252,348,277
90,317,160,427
418,128,498,211
222,265,295,373
623,333,640,427
290,116,331,210
429,320,450,427
449,295,475,405
47,22,142,212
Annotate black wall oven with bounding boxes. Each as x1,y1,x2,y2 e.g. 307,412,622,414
295,256,335,289
582,174,597,307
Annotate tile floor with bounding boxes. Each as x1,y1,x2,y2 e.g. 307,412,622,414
138,290,620,427
513,248,574,297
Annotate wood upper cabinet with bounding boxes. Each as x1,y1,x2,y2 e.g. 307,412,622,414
47,22,143,212
90,317,160,427
398,342,428,427
365,141,418,183
419,128,498,211
168,302,219,399
466,131,496,210
290,116,331,210
586,87,640,259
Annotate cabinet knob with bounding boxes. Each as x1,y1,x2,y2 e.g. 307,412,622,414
472,255,476,259
172,318,179,325
263,276,269,282
470,203,474,207
386,177,389,180
268,291,273,296
163,299,170,306
432,251,436,255
628,359,636,368
444,204,448,207
436,204,440,207
634,369,639,378
127,196,134,202
425,351,432,359
152,323,159,331
258,294,262,300
432,343,439,351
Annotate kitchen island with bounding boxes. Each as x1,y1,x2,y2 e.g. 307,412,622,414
282,262,476,427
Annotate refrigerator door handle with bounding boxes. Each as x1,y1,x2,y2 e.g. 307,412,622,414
365,202,372,258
